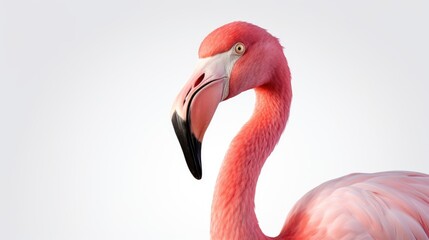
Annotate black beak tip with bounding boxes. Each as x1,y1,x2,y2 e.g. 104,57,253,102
171,111,203,180
192,166,202,180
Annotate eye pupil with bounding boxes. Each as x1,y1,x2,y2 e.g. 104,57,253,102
235,43,245,54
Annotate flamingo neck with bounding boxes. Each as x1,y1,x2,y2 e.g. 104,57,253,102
210,67,292,239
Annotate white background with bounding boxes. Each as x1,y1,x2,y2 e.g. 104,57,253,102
1,1,428,239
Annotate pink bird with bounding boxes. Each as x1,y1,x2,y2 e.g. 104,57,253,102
171,22,429,239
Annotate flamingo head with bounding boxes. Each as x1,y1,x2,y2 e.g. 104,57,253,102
171,21,284,179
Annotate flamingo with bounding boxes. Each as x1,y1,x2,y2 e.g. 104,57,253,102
171,21,429,239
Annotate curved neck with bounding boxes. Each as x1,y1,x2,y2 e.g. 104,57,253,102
210,65,292,239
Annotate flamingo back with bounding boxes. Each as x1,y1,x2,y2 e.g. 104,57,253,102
281,171,429,239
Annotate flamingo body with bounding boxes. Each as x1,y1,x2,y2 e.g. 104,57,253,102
171,21,429,239
283,171,429,239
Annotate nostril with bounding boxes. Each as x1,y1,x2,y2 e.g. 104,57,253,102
193,73,205,88
184,73,205,105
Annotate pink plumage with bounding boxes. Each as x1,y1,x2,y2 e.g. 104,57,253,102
171,21,429,239
283,172,429,239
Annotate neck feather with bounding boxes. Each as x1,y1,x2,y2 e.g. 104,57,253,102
210,65,292,239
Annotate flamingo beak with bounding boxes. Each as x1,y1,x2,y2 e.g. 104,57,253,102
171,55,231,179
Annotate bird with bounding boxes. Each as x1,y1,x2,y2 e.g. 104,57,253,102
171,21,429,240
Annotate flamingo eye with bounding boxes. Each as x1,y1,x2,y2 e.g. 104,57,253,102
234,42,246,55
